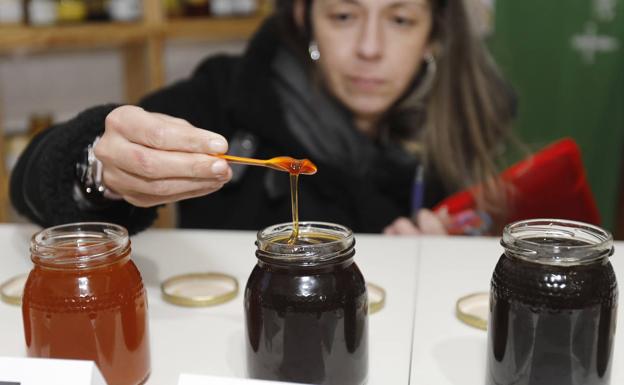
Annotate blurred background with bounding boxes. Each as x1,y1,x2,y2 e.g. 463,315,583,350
0,0,622,237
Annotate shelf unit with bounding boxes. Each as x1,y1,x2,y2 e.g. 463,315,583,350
0,1,270,223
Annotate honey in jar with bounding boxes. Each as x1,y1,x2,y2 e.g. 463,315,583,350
245,222,368,385
22,222,151,385
487,219,617,385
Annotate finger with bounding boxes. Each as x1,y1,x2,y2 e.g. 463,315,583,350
105,105,228,154
151,113,191,126
124,185,226,208
416,209,448,235
392,217,421,235
433,206,452,227
98,138,232,180
383,224,398,235
103,167,229,198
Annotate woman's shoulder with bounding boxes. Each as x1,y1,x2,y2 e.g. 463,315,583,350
192,54,242,79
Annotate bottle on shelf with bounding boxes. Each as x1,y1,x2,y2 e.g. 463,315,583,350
163,0,183,18
108,0,141,22
85,0,110,22
0,0,23,25
27,0,58,26
209,0,232,17
233,0,257,16
210,0,257,17
57,0,87,24
183,0,209,17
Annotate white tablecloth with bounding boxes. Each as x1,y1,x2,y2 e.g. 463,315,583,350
0,224,621,384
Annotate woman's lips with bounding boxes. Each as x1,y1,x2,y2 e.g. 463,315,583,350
347,76,386,92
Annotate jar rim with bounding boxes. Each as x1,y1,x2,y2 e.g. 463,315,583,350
256,221,354,266
31,222,129,269
502,218,613,266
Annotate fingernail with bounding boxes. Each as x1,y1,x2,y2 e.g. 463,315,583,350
209,138,227,153
212,159,228,174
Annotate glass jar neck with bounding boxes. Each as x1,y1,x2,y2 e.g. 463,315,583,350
501,219,613,266
256,222,355,268
30,222,130,270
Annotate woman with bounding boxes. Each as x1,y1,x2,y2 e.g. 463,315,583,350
10,0,515,235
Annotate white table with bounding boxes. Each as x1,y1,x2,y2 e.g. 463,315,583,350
0,224,622,384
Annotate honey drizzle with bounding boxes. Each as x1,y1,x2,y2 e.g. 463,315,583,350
287,173,300,244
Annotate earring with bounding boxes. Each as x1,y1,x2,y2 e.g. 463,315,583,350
399,53,438,108
308,41,320,61
424,53,437,80
413,53,437,101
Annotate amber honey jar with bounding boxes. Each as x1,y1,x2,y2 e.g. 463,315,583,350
22,222,151,385
245,222,368,385
487,219,618,385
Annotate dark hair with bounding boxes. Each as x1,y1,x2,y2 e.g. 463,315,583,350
276,0,516,213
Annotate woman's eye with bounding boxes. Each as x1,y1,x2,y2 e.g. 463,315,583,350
392,15,416,27
331,12,355,22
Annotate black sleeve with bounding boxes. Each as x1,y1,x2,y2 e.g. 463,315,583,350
10,55,238,234
139,54,238,136
9,104,158,235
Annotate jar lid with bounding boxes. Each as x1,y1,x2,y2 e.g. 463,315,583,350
161,272,238,307
456,292,488,330
367,282,386,315
0,274,28,306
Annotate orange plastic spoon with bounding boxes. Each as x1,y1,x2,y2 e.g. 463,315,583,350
215,154,318,175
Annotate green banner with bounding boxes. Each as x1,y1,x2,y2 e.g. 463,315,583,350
490,0,624,230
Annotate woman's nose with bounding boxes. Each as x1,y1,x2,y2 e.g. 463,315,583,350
356,17,383,61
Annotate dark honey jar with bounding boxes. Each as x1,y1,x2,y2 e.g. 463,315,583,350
244,222,368,385
23,222,151,385
487,219,618,385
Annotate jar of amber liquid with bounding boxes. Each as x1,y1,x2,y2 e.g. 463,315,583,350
245,222,368,385
23,223,151,385
487,219,618,385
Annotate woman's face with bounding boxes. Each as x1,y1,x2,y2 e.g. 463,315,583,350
311,0,433,121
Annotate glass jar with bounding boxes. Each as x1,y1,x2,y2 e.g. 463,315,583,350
487,219,618,385
245,222,368,385
23,222,151,385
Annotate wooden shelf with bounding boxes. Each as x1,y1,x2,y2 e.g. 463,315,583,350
164,15,266,40
0,14,266,54
0,23,151,53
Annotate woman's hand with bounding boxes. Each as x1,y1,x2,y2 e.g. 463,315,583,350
383,209,448,236
94,105,232,207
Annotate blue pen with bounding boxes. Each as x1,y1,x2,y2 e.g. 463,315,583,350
411,164,425,221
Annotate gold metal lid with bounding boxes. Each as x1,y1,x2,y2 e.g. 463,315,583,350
456,292,489,331
1,274,28,306
367,282,386,315
161,272,239,307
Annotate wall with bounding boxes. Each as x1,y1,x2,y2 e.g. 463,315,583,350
0,40,247,134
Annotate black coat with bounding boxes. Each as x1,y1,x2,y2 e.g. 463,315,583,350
10,17,447,235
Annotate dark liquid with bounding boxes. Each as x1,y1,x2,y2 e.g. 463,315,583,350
487,238,617,385
244,249,368,385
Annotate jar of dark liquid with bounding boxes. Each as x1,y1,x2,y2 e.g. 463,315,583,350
245,222,368,385
23,223,151,385
487,219,617,385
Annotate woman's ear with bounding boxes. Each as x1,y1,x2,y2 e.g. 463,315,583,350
424,40,442,59
293,0,306,29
